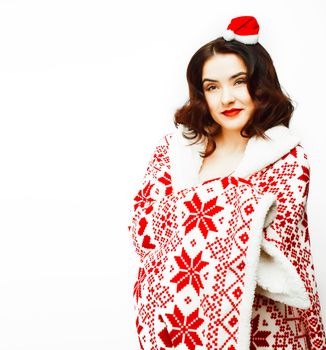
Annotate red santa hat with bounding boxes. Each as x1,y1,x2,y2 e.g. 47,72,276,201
222,16,260,45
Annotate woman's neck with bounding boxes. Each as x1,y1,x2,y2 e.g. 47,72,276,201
215,130,249,155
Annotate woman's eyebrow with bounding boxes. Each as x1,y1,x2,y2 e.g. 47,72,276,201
202,72,247,84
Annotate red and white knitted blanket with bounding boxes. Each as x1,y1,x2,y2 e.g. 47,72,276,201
128,126,326,350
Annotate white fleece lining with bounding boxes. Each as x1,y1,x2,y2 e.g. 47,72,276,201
256,239,311,309
237,191,278,349
262,199,278,228
233,126,301,179
169,125,207,192
169,124,301,193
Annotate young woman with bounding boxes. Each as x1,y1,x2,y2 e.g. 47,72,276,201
128,16,326,349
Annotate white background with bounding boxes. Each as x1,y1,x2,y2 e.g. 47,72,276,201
0,0,325,349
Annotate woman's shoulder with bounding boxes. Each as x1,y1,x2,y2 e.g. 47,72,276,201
145,131,175,169
257,124,310,171
150,128,183,157
260,143,311,189
150,132,174,155
279,143,310,170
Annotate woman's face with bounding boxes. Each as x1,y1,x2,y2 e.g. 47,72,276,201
202,53,255,133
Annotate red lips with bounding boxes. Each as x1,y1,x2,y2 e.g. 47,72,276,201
222,108,243,116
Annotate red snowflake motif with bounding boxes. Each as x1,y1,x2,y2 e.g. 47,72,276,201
165,305,204,350
182,193,224,238
133,181,155,213
170,247,209,295
250,314,271,350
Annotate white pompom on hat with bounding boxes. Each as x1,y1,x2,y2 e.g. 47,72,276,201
222,16,260,44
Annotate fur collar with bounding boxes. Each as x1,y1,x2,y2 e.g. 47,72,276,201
169,124,301,192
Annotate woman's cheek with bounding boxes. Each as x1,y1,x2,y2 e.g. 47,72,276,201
206,94,218,108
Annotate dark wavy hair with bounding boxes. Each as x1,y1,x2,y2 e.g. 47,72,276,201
173,37,295,158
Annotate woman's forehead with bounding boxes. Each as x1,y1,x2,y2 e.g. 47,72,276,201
202,54,247,79
202,60,247,82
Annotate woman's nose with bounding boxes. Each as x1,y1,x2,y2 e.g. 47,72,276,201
220,88,235,104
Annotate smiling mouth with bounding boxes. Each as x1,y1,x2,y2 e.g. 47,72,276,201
222,109,243,117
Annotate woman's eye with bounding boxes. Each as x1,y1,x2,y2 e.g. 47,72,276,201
205,79,247,91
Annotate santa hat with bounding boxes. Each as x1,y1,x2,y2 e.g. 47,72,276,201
222,16,260,45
